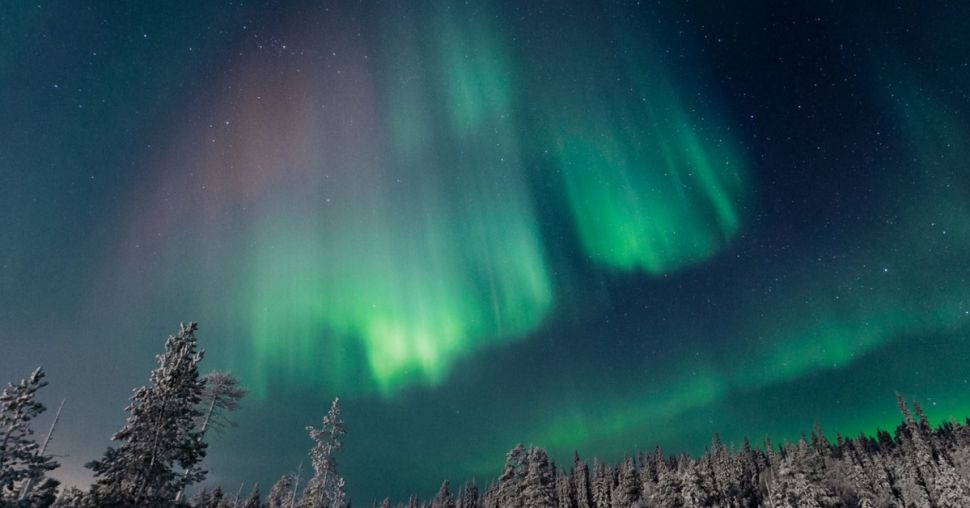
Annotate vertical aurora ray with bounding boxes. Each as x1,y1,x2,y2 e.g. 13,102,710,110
339,0,555,392
523,9,747,274
113,1,553,395
480,70,970,466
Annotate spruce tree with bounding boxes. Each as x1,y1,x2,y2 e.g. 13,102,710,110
242,484,262,508
497,444,527,508
679,457,710,508
555,471,574,508
612,457,639,507
19,477,59,507
176,371,248,502
0,367,58,503
770,438,839,508
652,458,682,508
931,457,970,507
266,474,293,508
521,447,556,508
86,322,207,506
299,397,346,508
590,461,610,508
571,454,592,508
190,487,213,507
209,486,226,508
457,479,478,508
52,486,87,508
431,480,455,508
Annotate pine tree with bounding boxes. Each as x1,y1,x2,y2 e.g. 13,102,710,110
242,484,262,508
457,479,479,508
810,421,831,457
612,457,639,507
190,487,213,507
521,447,556,508
931,457,970,508
571,454,592,508
266,474,293,508
197,372,247,436
652,457,682,508
210,486,226,508
332,476,347,507
52,486,87,508
895,394,935,505
736,438,763,506
590,461,610,508
705,434,733,504
555,471,574,508
0,367,59,503
679,457,710,508
19,477,59,507
770,438,839,508
432,480,455,508
176,371,248,502
497,444,527,508
299,397,346,508
87,322,207,507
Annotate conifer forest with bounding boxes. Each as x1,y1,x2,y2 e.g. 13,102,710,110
4,0,970,507
5,323,970,507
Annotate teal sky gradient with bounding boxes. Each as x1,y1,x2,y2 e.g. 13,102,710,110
1,0,969,503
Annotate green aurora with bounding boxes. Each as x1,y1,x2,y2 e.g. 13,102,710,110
1,0,969,502
535,21,747,274
239,2,555,395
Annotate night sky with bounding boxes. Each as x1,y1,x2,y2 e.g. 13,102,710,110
2,0,970,503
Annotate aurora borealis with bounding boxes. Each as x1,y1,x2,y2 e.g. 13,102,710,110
2,0,970,503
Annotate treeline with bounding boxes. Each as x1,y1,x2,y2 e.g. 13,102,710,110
0,323,345,508
5,323,970,507
398,396,970,508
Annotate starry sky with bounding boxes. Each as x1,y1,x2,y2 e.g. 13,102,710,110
2,0,970,503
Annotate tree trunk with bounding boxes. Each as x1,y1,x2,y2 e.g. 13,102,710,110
18,398,65,501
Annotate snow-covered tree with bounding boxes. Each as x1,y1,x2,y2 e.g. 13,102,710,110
612,457,639,507
770,437,839,508
590,461,610,508
931,457,970,508
521,447,555,508
51,486,87,508
679,457,711,508
555,471,574,508
652,458,682,508
190,487,213,507
176,371,248,503
242,484,262,508
196,371,248,437
298,397,346,508
18,477,59,507
0,367,58,503
86,322,207,506
370,396,970,508
266,474,294,508
571,454,592,508
431,480,455,508
457,479,479,508
496,444,527,508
